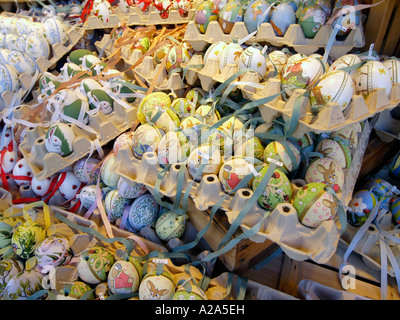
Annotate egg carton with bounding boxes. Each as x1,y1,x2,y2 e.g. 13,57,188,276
17,98,138,181
183,21,365,60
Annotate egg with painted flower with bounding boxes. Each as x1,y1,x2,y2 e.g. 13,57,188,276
0,63,19,94
238,45,267,79
11,222,47,259
24,31,50,59
187,144,222,182
157,131,189,167
382,59,400,85
137,92,171,124
43,16,68,46
218,0,245,34
0,259,24,297
6,49,36,76
34,236,73,268
328,54,362,76
204,41,227,65
57,281,95,300
117,177,147,199
172,283,207,300
347,190,377,227
2,269,44,300
91,0,113,23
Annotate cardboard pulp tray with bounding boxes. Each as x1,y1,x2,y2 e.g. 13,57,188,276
183,21,365,60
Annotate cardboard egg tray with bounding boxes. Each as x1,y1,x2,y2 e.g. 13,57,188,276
17,98,138,181
183,21,365,60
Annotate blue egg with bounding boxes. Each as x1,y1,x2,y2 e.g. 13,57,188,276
331,0,361,37
269,3,296,37
347,190,378,227
389,150,400,180
243,0,270,34
363,178,393,199
390,197,400,225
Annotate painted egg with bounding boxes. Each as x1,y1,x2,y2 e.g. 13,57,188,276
155,44,191,73
88,89,114,115
150,107,180,134
0,34,5,49
63,98,90,125
252,165,292,210
155,210,187,241
58,170,83,200
194,0,219,34
219,115,243,133
187,144,222,182
316,138,352,169
172,283,207,300
131,124,163,159
31,175,57,197
284,53,307,72
263,140,301,174
204,41,227,66
44,123,75,157
43,16,68,46
267,50,288,76
218,0,245,34
4,34,20,51
389,150,400,180
382,59,400,85
91,0,113,23
269,2,296,37
219,42,244,72
139,270,175,300
27,21,45,34
0,63,19,94
243,0,270,34
153,0,172,18
293,182,338,228
77,246,115,285
305,157,344,193
185,88,205,107
2,269,44,300
12,158,32,186
108,258,142,294
0,217,22,248
331,0,360,37
0,259,24,297
218,157,252,193
60,62,83,80
11,222,46,259
101,154,121,187
68,49,96,66
6,50,36,76
126,193,159,232
353,60,392,98
290,132,315,152
235,137,264,161
173,0,192,16
81,54,102,70
110,79,138,103
330,123,359,150
15,18,31,35
78,184,99,209
57,281,95,300
104,189,132,222
24,31,50,60
390,197,400,225
0,48,10,64
73,157,100,184
114,131,134,156
118,0,133,12
157,131,188,167
281,57,325,96
34,236,73,268
170,98,196,118
39,72,61,96
328,54,362,76
310,70,355,112
297,3,326,39
238,45,267,79
1,148,18,173
180,115,204,131
363,178,393,201
195,104,220,125
347,190,377,227
117,177,147,199
137,92,171,124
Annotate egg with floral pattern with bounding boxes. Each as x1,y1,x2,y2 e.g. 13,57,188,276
137,92,171,124
117,177,147,199
11,222,47,259
305,157,344,193
0,63,19,94
347,190,377,227
194,0,219,34
125,193,159,232
104,189,132,222
263,140,301,174
155,210,187,241
2,269,44,300
34,236,73,268
0,259,24,297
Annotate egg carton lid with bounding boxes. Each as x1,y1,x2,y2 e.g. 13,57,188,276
18,98,138,181
183,20,365,60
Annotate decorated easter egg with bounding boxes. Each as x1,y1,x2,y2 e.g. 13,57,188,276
219,42,244,72
118,0,133,12
331,0,361,37
316,138,352,169
77,246,115,285
132,124,163,159
78,184,99,209
110,79,138,103
12,158,33,186
187,144,222,182
0,217,23,248
153,0,172,18
27,21,45,34
15,18,31,35
293,182,338,228
1,148,18,174
39,72,61,96
88,89,114,115
0,259,24,297
69,49,96,65
382,59,400,85
31,175,57,197
137,92,171,124
155,210,187,241
252,165,292,210
297,3,326,39
170,98,196,118
62,98,90,125
328,54,362,76
4,34,22,51
243,0,270,34
81,54,102,71
238,44,267,79
24,31,50,59
117,177,147,199
11,222,46,259
101,155,121,187
363,178,394,200
139,270,175,300
157,131,188,166
172,283,207,300
305,157,344,193
353,60,392,98
150,106,180,134
284,53,307,72
34,236,73,268
269,2,296,36
126,193,159,232
204,41,227,65
290,132,315,152
218,157,252,193
235,136,264,161
263,140,301,174
194,0,219,33
6,50,36,76
310,70,355,112
185,87,205,107
58,170,84,200
180,115,203,132
266,50,288,76
220,115,244,133
389,151,400,180
0,48,10,64
2,269,44,300
45,123,75,157
108,258,142,294
218,0,245,34
43,16,68,46
57,281,95,300
0,63,19,94
73,157,100,184
59,62,83,80
173,0,192,16
113,131,134,156
195,104,220,125
390,197,400,225
155,44,191,73
281,57,324,96
347,190,378,227
330,123,359,150
91,0,113,23
104,189,132,222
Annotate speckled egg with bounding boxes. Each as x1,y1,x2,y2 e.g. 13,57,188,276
91,0,113,23
353,60,392,98
155,210,187,241
316,138,352,169
238,45,267,79
104,189,132,222
77,246,115,285
269,2,296,36
252,165,292,210
11,222,46,259
57,281,95,300
305,157,344,193
172,283,208,300
263,140,301,174
44,123,75,157
328,54,362,76
293,182,338,228
297,3,326,39
218,0,245,34
347,190,378,227
243,0,270,34
330,124,359,150
0,63,19,94
137,92,171,124
187,144,222,182
73,157,100,184
101,155,121,187
382,59,400,85
34,236,72,268
131,124,163,159
118,177,147,199
1,148,18,174
0,259,24,297
139,270,175,300
194,0,219,34
157,131,189,167
12,158,32,186
218,157,252,193
24,31,50,60
126,193,159,232
108,258,142,294
2,269,44,300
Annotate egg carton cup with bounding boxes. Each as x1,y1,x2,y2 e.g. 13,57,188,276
183,21,365,60
18,99,138,181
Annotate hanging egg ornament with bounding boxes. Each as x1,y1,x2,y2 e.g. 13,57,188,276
266,50,288,76
235,136,264,161
44,123,75,157
150,106,180,134
170,98,196,118
2,269,44,300
101,154,121,188
219,41,244,72
305,157,344,193
42,16,68,46
187,144,222,182
131,124,163,159
195,104,220,125
0,217,23,249
269,2,296,37
330,123,359,150
347,190,378,227
390,197,400,225
125,193,159,232
88,89,114,115
73,157,100,184
238,44,267,79
284,53,307,72
0,259,24,297
31,175,57,197
7,49,36,76
185,87,205,107
91,0,113,23
58,171,83,200
218,157,252,194
139,270,175,300
218,0,245,34
157,131,189,167
331,0,360,37
11,222,46,259
194,0,219,33
293,182,338,228
108,258,142,294
57,281,95,300
173,0,192,17
363,178,394,204
137,92,171,124
79,185,99,209
113,131,134,156
104,189,132,222
328,54,362,76
118,177,147,199
12,158,33,186
389,151,400,180
77,246,115,285
263,140,301,174
24,31,50,60
34,236,73,268
316,138,352,169
382,59,400,85
155,210,187,241
243,0,270,34
297,3,326,39
173,283,208,300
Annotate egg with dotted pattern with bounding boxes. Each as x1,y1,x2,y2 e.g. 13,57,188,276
315,138,352,169
155,210,187,241
305,157,344,193
58,170,84,200
31,174,57,197
347,190,378,227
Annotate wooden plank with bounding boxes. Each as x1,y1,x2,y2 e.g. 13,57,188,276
382,2,400,56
